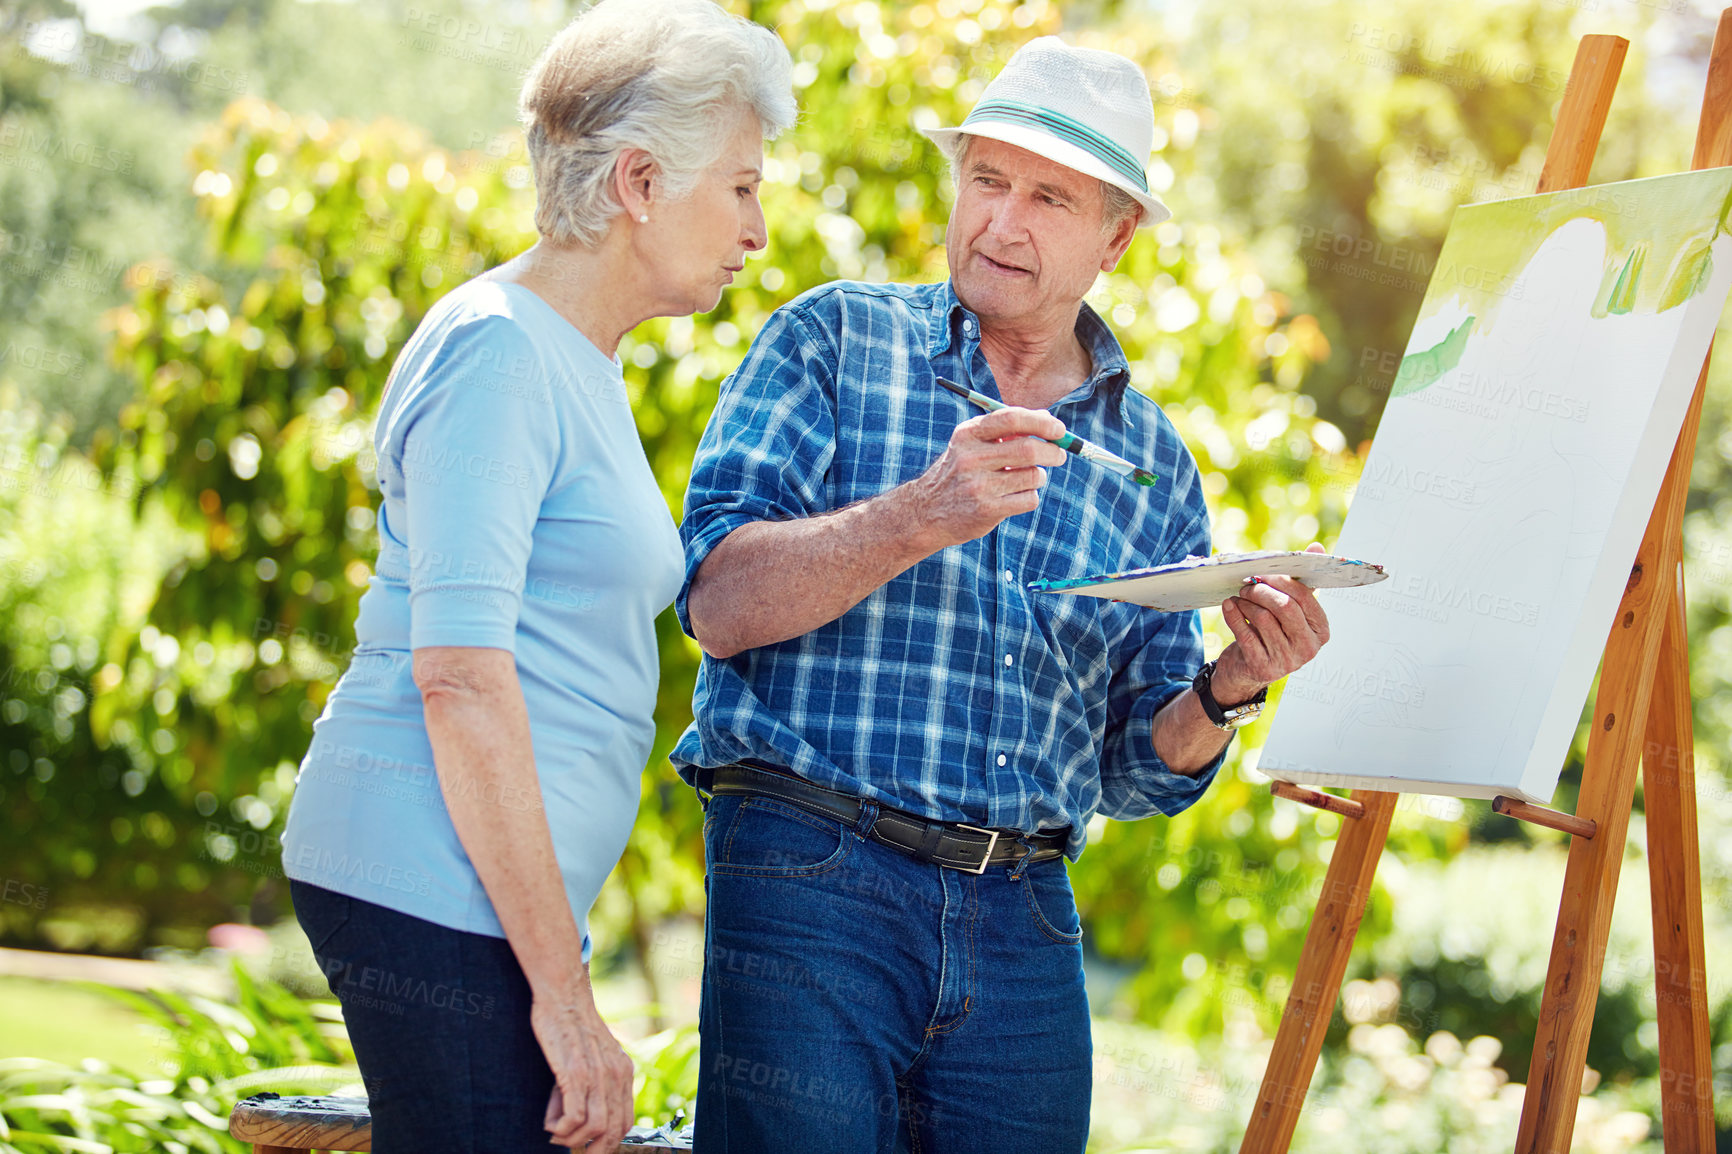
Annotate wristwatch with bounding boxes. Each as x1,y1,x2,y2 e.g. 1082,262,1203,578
1192,660,1267,730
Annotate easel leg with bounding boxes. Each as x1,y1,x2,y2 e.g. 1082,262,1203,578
1642,567,1715,1151
1642,10,1732,1143
1240,790,1398,1154
1517,374,1694,1152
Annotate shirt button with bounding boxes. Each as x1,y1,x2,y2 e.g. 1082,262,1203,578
997,754,1008,767
963,319,975,335
1004,654,1014,667
1003,569,1014,582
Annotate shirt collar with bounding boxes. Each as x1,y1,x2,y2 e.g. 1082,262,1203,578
928,280,1136,423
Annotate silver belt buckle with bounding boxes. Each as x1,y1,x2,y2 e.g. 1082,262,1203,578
955,824,1000,874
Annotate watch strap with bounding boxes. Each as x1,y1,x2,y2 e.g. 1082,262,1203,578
1193,660,1267,730
1192,660,1229,726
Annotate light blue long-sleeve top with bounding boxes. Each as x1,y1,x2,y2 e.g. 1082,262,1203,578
281,279,683,955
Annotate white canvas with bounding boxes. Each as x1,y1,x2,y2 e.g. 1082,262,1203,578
1260,168,1732,802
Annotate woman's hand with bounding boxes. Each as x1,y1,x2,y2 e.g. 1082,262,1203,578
534,987,635,1150
415,645,635,1149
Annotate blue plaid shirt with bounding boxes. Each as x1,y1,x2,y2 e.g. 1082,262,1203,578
671,280,1227,859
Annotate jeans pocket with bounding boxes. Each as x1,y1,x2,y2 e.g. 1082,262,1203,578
1020,862,1084,945
289,880,353,958
709,795,851,877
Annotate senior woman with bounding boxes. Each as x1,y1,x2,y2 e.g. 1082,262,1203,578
278,2,794,1150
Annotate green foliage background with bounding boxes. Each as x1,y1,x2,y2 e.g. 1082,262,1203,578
2,0,1731,1145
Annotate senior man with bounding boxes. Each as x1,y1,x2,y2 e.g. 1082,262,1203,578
674,37,1330,1154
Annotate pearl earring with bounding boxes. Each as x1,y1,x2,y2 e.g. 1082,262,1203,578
638,214,649,223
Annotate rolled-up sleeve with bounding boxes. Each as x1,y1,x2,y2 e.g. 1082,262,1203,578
396,317,559,652
674,305,838,637
1097,506,1227,819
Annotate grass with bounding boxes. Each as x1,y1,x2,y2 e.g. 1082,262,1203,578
0,976,166,1075
0,957,1681,1154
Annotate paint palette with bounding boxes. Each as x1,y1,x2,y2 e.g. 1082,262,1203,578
1027,550,1388,612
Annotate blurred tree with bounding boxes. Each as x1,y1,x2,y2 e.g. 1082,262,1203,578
1163,0,1693,446
0,2,207,430
0,0,570,435
0,394,213,948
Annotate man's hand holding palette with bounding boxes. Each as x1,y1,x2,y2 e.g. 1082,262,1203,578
1027,550,1388,612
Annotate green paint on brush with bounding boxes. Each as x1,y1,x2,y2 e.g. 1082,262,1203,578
933,376,1161,487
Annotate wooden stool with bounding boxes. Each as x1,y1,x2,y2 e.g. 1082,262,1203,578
229,1093,693,1153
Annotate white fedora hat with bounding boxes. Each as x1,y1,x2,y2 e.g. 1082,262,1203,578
922,36,1170,227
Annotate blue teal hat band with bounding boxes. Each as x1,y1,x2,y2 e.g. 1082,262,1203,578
961,98,1149,194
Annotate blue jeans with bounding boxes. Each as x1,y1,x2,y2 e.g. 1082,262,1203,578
693,791,1092,1154
289,881,557,1154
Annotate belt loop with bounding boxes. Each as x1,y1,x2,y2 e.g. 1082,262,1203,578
854,800,880,840
1008,836,1037,880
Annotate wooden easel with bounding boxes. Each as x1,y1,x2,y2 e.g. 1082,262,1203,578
1240,16,1732,1154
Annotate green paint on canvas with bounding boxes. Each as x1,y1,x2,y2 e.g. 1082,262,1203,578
1417,169,1732,333
1598,243,1646,315
1659,242,1715,312
1391,317,1474,398
1387,169,1732,399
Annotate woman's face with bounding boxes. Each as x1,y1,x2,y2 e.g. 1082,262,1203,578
642,110,768,317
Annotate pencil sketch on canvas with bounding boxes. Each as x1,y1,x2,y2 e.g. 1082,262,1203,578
1260,167,1732,802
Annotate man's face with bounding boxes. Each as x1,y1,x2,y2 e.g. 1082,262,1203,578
945,135,1137,332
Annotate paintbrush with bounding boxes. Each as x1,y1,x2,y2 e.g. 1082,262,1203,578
933,376,1160,487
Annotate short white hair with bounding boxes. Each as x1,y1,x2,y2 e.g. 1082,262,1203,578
519,0,796,247
949,133,1142,233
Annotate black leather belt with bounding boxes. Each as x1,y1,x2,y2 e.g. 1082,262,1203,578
699,763,1068,874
